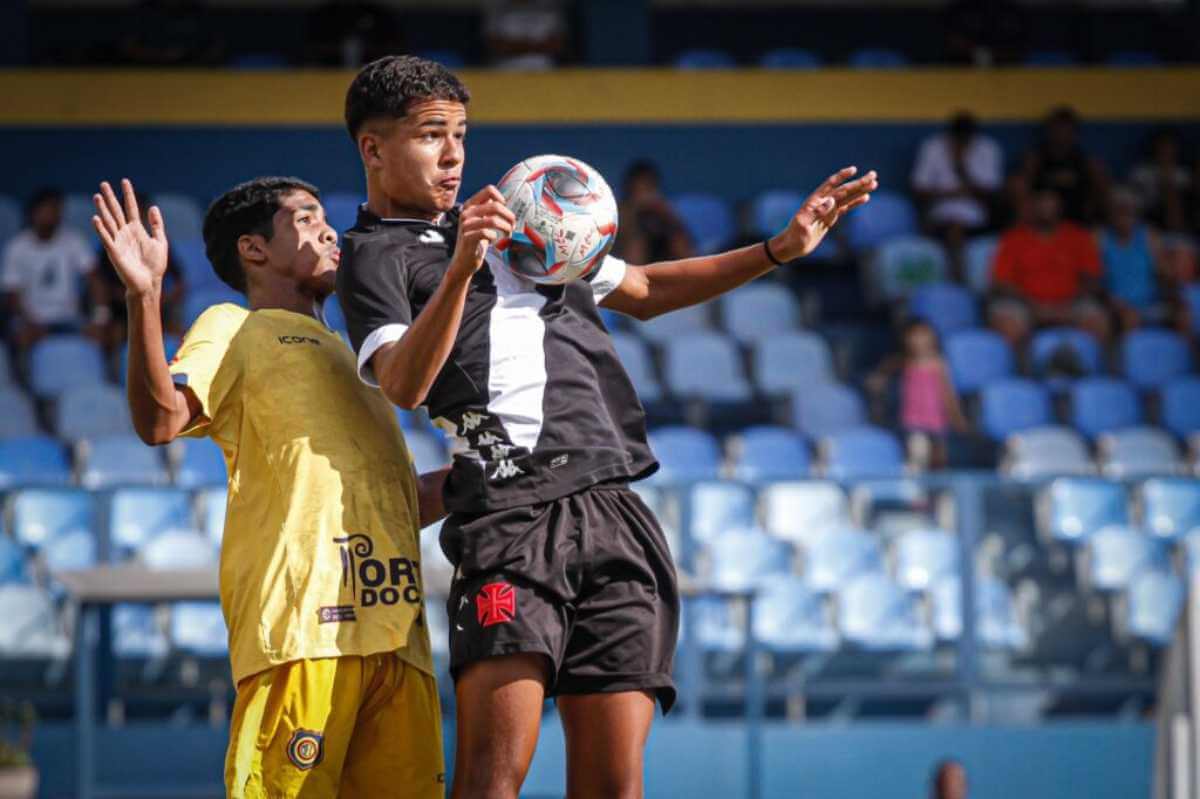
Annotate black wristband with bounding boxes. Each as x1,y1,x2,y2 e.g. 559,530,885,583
763,238,785,267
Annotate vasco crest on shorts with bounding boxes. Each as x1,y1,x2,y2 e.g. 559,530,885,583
287,729,324,771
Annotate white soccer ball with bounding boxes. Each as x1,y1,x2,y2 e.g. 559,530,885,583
494,154,619,285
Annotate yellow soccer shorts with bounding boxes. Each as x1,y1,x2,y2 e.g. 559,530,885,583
225,653,445,798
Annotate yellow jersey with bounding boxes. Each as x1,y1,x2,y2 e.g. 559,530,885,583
169,303,432,683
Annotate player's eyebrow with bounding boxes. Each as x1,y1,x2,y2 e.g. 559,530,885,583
295,203,321,213
417,118,449,128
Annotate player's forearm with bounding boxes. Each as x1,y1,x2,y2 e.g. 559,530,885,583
125,287,191,445
416,467,450,529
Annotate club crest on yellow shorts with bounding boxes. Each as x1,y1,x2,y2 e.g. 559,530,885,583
286,729,324,771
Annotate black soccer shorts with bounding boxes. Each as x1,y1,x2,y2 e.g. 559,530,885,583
440,482,679,712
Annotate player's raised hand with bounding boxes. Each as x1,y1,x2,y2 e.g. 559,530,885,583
772,167,878,261
450,185,516,277
91,179,169,296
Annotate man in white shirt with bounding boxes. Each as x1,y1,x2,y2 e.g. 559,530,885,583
2,188,102,356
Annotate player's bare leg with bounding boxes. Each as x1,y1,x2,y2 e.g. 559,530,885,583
559,690,656,799
451,653,550,799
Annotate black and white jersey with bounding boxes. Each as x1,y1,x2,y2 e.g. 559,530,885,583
337,206,659,514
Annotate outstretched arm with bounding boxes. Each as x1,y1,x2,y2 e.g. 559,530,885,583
92,179,199,445
601,166,877,320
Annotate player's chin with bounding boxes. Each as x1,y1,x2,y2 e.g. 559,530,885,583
307,267,338,297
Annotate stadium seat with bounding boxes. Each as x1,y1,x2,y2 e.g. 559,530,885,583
662,333,753,401
945,329,1013,393
674,49,736,69
0,584,69,657
864,236,946,303
405,431,448,474
55,384,133,441
893,528,958,592
1186,284,1200,336
752,332,834,396
322,193,363,235
610,332,664,402
836,572,930,651
321,294,348,333
1098,427,1184,479
1121,329,1191,390
172,438,227,488
182,288,246,329
980,378,1052,441
1162,377,1200,439
29,336,106,398
170,602,228,656
63,194,96,234
1025,50,1077,66
730,426,810,481
0,437,71,488
747,190,805,238
1122,570,1184,647
820,426,904,480
0,536,27,584
1107,51,1161,67
1080,525,1168,592
792,382,865,437
803,526,883,593
670,194,735,255
635,302,712,343
119,335,181,385
930,575,1026,650
963,235,998,294
199,488,227,545
0,389,39,439
1071,378,1142,439
908,283,977,337
8,488,94,548
1003,426,1094,479
687,481,757,547
1030,327,1102,382
752,574,838,654
153,194,205,240
760,480,849,547
648,426,722,483
701,527,792,591
760,48,822,69
173,237,219,292
109,487,194,553
41,528,97,572
1037,477,1128,544
1137,477,1200,541
689,596,746,654
846,192,919,252
412,49,466,68
0,194,20,244
140,529,217,570
719,283,799,343
113,605,169,659
848,48,909,68
79,436,169,488
419,520,454,597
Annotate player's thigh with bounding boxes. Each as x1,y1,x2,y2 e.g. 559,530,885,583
340,660,446,799
559,691,656,799
225,658,365,799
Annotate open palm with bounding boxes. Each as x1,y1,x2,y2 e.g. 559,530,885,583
782,166,878,259
92,179,169,296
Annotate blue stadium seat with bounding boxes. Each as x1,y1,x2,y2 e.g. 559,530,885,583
893,528,958,592
1137,478,1200,541
610,332,663,402
62,194,96,234
0,536,27,583
648,426,722,483
792,382,865,437
747,190,805,238
41,528,97,572
690,596,746,654
1081,525,1169,592
109,487,194,553
140,529,217,570
753,574,838,654
412,49,466,69
670,194,735,255
172,438,227,488
663,333,752,401
836,572,930,651
405,431,448,474
170,602,228,656
846,193,919,251
55,384,133,441
804,527,883,593
945,329,1013,393
1162,377,1200,439
0,584,69,657
199,488,227,546
674,49,736,69
963,235,998,294
760,480,849,547
687,481,757,547
0,437,71,488
80,436,169,488
0,194,20,244
173,237,219,292
1123,570,1184,647
635,302,711,343
9,488,94,548
29,336,106,399
322,193,363,235
1037,477,1128,544
1186,284,1200,335
113,605,168,659
1071,378,1142,438
719,283,799,343
153,194,204,240
866,236,948,302
752,332,833,396
760,48,822,69
931,575,1026,649
980,378,1052,441
1107,51,1161,67
1030,327,1102,382
321,294,348,333
730,426,810,481
0,389,39,439
1121,329,1191,390
1004,426,1094,480
820,426,904,480
1025,50,1077,66
908,283,977,337
119,335,181,385
701,527,791,591
1098,427,1184,479
182,289,246,330
848,48,909,68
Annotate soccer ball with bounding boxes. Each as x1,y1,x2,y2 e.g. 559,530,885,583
494,154,618,285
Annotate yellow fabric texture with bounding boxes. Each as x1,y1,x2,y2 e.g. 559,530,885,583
169,304,432,683
225,653,445,798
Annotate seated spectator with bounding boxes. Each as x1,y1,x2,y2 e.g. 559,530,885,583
302,1,402,68
2,188,103,359
1098,186,1168,331
930,759,969,799
484,0,568,70
1129,128,1193,235
612,160,694,265
987,188,1107,346
1015,106,1109,225
911,111,1003,278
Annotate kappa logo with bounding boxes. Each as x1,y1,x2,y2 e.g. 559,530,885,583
287,730,324,771
490,459,524,481
476,582,516,627
475,431,501,447
419,229,445,245
461,411,487,433
332,534,422,609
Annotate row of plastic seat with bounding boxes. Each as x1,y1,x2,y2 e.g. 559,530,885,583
0,435,225,489
672,47,1167,70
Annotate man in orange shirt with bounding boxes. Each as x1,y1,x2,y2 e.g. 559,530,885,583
988,187,1107,345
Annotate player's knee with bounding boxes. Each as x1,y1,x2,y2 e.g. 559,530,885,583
568,770,644,799
452,763,524,799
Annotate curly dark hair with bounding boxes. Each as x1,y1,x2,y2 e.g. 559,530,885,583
344,54,470,142
202,177,320,294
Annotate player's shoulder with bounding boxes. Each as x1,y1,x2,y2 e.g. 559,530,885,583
185,302,250,340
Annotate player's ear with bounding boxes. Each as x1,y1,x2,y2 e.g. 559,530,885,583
359,131,384,169
236,234,268,268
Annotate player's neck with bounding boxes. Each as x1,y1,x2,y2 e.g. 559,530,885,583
365,186,442,224
246,283,318,319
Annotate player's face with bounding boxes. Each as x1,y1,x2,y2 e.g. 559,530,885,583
266,191,340,296
373,99,467,217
